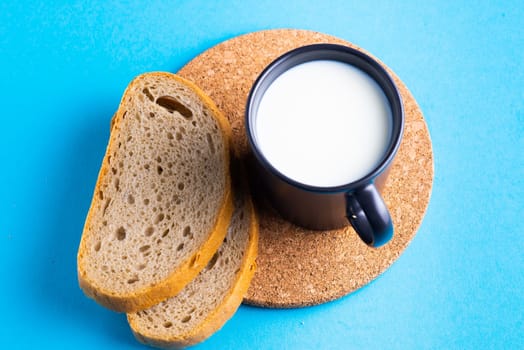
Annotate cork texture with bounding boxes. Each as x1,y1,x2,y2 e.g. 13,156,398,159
178,29,434,308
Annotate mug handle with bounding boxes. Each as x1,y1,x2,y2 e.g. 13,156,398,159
345,183,393,247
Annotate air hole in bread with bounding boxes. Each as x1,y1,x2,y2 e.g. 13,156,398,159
178,183,184,191
116,226,126,241
192,120,197,127
128,276,139,284
176,243,184,251
145,226,154,236
111,167,117,175
139,245,151,253
102,220,107,226
156,156,162,163
143,198,150,205
175,132,183,141
156,165,163,175
154,213,165,224
166,132,174,140
127,135,132,142
142,87,154,102
98,190,104,200
146,132,151,138
94,241,101,252
156,96,193,119
183,226,191,237
127,194,135,204
122,255,127,260
156,194,162,202
163,322,173,328
189,254,199,268
149,112,155,118
181,315,191,323
136,263,146,270
114,177,120,191
207,251,219,270
161,229,170,238
189,307,196,314
206,133,215,154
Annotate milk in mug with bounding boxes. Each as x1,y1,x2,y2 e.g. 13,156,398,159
254,60,393,187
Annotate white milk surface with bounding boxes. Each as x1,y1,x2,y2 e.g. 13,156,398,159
255,60,392,187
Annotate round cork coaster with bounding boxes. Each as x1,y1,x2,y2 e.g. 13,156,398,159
178,29,433,308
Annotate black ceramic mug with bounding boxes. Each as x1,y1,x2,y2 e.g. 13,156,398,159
245,44,404,247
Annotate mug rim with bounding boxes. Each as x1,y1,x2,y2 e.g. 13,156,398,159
245,43,404,193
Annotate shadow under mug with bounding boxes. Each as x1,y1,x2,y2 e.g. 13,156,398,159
245,44,404,247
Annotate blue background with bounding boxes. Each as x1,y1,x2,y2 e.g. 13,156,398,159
1,1,523,349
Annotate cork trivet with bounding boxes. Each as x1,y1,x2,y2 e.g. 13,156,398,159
178,29,433,307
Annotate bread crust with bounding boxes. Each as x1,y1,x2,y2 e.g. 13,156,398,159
127,191,259,348
77,72,233,313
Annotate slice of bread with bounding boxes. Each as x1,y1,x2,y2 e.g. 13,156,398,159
77,72,233,312
127,164,258,348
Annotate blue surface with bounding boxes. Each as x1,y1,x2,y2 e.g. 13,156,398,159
1,1,523,349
